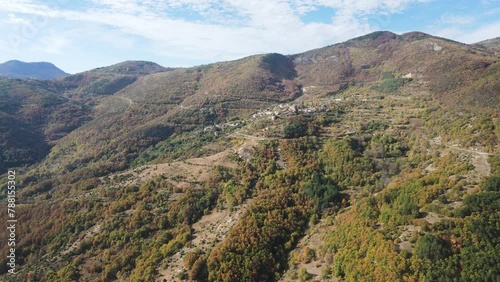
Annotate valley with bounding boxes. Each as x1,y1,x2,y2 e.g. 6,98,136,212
0,31,498,282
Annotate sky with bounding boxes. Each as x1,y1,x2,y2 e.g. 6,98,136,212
0,0,498,73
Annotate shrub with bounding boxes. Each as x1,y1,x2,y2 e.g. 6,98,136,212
482,175,500,192
299,268,311,282
300,247,317,263
184,249,200,269
371,75,410,93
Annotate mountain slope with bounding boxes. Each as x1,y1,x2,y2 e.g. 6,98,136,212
0,60,69,79
0,31,498,282
0,78,90,173
0,61,169,173
54,60,169,98
474,37,500,51
292,31,499,109
37,54,300,178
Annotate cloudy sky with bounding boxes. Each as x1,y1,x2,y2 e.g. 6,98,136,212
0,0,498,73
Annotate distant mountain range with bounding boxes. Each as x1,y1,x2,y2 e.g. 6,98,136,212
0,60,69,79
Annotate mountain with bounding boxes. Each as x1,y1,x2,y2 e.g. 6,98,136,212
0,60,69,79
474,37,500,50
0,61,167,174
0,31,498,282
293,31,498,109
54,60,168,98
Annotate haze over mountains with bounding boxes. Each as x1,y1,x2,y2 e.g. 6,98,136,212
0,31,498,282
0,60,69,80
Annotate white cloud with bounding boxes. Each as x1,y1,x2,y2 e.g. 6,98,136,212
485,6,500,16
225,0,301,28
5,13,29,24
36,32,68,54
309,0,431,14
439,13,475,26
456,22,500,43
432,21,500,44
1,0,495,72
0,0,53,16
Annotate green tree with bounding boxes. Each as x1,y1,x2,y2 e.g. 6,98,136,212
415,234,451,261
284,117,308,138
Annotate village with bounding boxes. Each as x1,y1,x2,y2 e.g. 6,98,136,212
203,101,335,135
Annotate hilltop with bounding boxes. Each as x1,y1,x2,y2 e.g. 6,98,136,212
0,60,69,79
474,37,500,50
0,31,498,282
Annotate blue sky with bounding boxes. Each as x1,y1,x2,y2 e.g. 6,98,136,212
0,0,498,73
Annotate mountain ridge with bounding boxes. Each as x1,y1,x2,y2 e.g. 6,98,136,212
0,60,69,79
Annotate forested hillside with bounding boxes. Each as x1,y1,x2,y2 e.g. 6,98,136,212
0,31,498,282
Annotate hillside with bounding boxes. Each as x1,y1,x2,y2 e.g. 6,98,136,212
293,31,499,109
0,78,90,173
0,60,69,79
0,31,498,282
0,61,169,174
54,61,168,98
474,37,500,50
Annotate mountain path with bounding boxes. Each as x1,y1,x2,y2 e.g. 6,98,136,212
230,132,279,141
116,95,134,106
445,144,493,179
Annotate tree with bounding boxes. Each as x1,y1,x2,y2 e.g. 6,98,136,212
482,175,500,192
415,234,451,261
303,173,340,209
284,117,308,138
